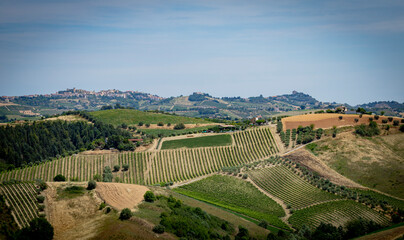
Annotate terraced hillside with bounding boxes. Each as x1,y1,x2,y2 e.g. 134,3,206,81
248,165,340,209
0,127,279,185
289,200,390,229
0,182,40,228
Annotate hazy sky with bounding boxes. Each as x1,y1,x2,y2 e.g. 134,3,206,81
1,0,404,105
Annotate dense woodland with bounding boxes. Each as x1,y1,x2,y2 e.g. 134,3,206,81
0,119,132,171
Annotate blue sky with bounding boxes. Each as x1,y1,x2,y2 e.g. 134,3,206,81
1,0,404,105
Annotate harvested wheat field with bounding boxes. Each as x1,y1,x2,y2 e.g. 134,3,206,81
95,183,149,210
282,113,401,130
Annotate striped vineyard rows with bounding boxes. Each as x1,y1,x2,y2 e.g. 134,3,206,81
0,127,279,185
248,165,340,209
288,200,390,229
0,182,39,228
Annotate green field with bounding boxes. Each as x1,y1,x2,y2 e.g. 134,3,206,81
289,200,390,229
248,165,340,209
89,109,211,127
174,175,289,229
161,134,232,149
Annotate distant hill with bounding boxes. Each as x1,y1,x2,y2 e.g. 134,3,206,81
1,89,403,121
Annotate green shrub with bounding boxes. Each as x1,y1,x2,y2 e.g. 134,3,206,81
393,120,399,126
106,207,111,213
174,123,185,130
122,164,129,171
374,115,379,120
258,220,268,229
119,208,132,220
400,125,404,132
355,121,380,137
157,122,164,126
36,195,45,203
144,191,156,202
87,180,96,190
113,165,120,172
36,179,47,191
152,224,165,234
388,117,393,122
103,166,112,182
99,202,106,210
53,174,66,182
138,122,144,126
38,204,45,211
93,174,102,182
382,119,388,124
145,123,150,128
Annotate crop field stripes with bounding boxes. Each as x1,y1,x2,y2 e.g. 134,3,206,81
0,182,39,228
288,200,390,229
248,165,340,210
0,127,279,185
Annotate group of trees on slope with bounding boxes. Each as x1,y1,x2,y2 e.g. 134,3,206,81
0,119,132,171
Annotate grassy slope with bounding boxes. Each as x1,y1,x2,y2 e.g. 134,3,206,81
89,109,211,126
313,132,404,199
139,125,214,137
161,134,232,149
174,175,288,229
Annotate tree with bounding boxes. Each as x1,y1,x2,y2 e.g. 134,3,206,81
354,118,359,123
174,123,185,130
18,217,54,240
123,164,129,171
113,165,120,172
235,226,249,240
153,224,165,234
53,174,66,182
87,180,96,190
138,122,144,126
338,116,343,120
103,166,113,182
381,111,385,115
119,208,132,220
400,125,404,132
145,123,150,128
144,191,156,202
157,122,164,126
388,117,393,122
36,195,45,203
36,179,47,191
258,220,268,229
393,120,399,126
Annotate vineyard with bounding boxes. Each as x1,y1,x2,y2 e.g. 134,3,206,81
174,174,289,230
248,165,340,209
0,127,280,186
0,182,40,228
288,200,390,229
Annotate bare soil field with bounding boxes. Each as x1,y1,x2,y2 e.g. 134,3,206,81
45,182,106,240
44,115,88,122
0,102,18,106
95,183,149,211
282,113,402,130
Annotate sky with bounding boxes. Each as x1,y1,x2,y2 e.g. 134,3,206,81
1,0,404,105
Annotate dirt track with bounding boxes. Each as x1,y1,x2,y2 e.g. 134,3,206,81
95,183,149,211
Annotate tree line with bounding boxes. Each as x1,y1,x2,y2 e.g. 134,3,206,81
0,118,132,171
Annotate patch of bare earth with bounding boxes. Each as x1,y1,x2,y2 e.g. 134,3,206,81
44,115,89,122
282,113,402,130
95,183,149,211
285,148,364,189
44,182,106,240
